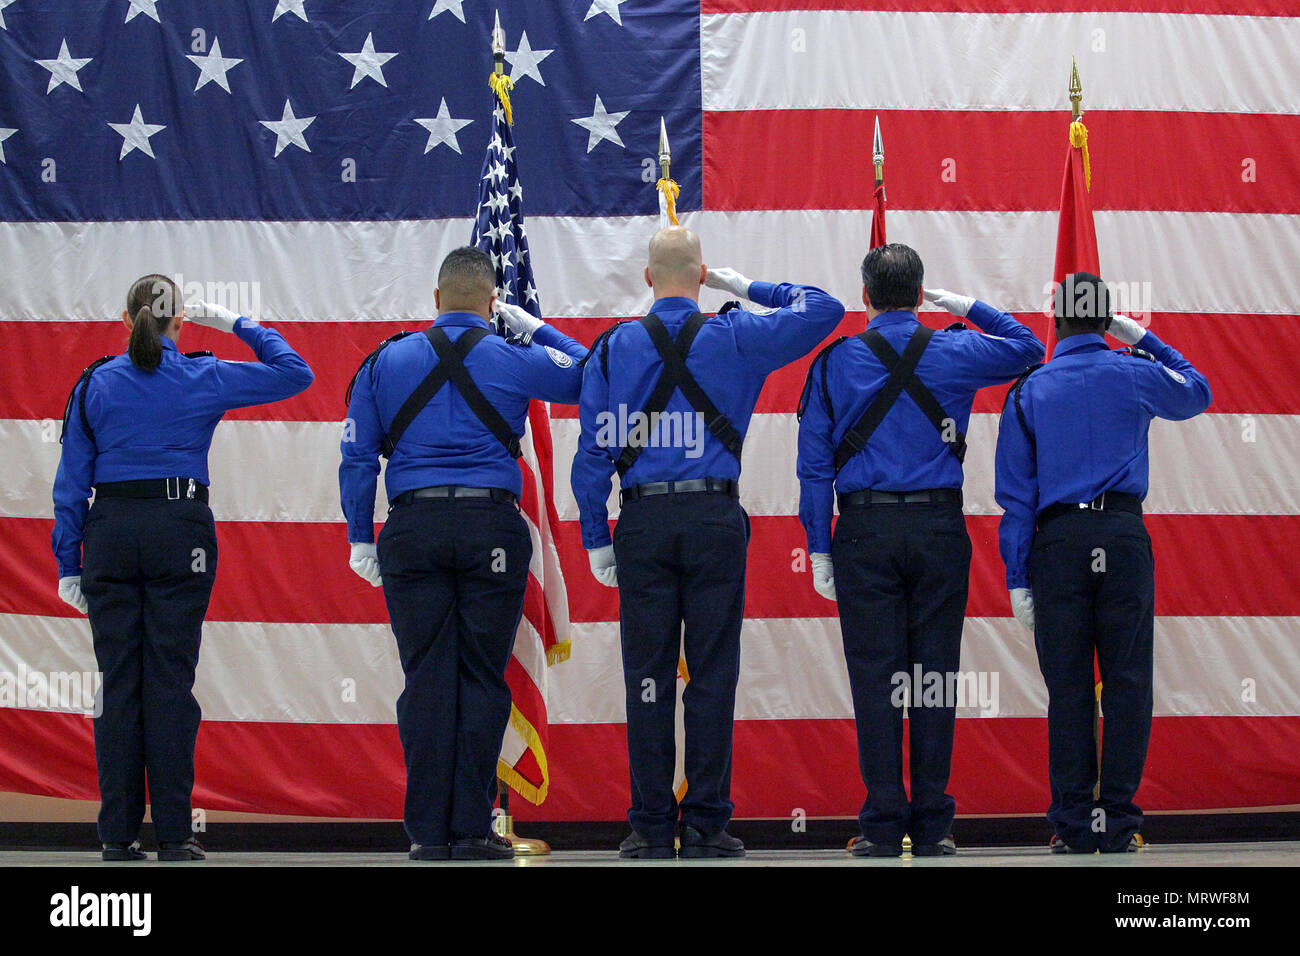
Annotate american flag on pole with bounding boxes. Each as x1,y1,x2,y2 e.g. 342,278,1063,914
470,76,569,805
1,1,1298,823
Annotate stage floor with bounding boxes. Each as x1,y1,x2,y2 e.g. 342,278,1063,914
2,842,1297,867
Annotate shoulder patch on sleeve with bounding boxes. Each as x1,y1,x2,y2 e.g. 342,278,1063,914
1163,365,1187,384
1119,346,1156,361
544,345,574,369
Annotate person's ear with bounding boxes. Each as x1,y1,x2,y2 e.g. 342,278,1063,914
434,288,441,310
644,266,653,289
915,287,925,311
861,286,871,309
488,293,498,316
171,313,184,336
699,263,707,287
122,309,133,330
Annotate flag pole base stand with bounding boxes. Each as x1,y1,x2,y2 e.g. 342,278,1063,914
845,836,913,854
493,813,551,856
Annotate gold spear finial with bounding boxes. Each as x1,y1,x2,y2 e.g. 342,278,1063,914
1069,56,1083,123
658,116,671,182
492,10,505,76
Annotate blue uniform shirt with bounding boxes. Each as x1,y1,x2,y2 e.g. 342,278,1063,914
340,313,586,544
994,329,1212,590
572,281,846,550
797,301,1044,554
52,318,315,577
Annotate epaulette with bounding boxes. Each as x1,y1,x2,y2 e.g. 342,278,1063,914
1118,346,1155,361
345,330,416,408
797,335,849,422
60,355,116,444
717,300,742,315
183,350,214,359
579,319,633,379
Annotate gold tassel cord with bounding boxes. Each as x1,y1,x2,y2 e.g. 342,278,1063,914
489,72,514,126
1070,120,1091,192
657,177,680,225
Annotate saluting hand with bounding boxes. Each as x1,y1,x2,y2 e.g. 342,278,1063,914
704,267,753,300
494,301,545,344
185,300,242,334
923,288,976,318
349,542,383,588
1108,314,1147,346
1009,588,1035,632
58,576,88,615
587,545,618,588
811,553,837,602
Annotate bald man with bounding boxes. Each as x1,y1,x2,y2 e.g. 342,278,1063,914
341,246,587,860
572,226,845,858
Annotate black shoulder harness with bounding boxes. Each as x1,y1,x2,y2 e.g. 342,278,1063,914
1005,362,1045,454
943,322,968,332
60,356,116,445
579,319,633,380
345,331,417,408
797,336,848,422
1118,346,1155,361
183,350,214,359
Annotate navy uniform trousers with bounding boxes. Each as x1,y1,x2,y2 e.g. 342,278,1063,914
1029,509,1155,852
612,490,749,842
377,496,531,845
831,500,971,846
80,496,217,845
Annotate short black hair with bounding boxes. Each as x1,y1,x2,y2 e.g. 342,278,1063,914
860,244,924,312
437,246,496,297
1054,272,1110,331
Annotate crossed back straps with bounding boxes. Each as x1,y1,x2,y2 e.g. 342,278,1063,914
613,312,744,477
831,325,967,473
380,326,522,460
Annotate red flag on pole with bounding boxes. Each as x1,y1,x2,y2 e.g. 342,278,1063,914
870,116,886,248
1052,121,1099,285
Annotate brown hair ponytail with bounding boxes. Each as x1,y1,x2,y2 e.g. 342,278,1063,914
126,274,179,372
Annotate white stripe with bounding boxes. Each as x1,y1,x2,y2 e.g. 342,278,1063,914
3,614,1294,723
2,210,1298,321
6,411,1298,521
701,11,1300,113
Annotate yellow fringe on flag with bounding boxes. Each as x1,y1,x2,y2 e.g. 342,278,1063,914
1070,120,1091,192
657,177,680,225
489,72,514,125
496,702,550,805
545,640,572,666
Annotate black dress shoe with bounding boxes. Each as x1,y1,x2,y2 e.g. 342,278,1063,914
678,825,745,859
912,835,957,857
158,838,205,861
1100,833,1145,854
451,831,515,860
1049,834,1094,854
102,841,147,862
409,843,451,861
618,830,675,860
850,836,903,858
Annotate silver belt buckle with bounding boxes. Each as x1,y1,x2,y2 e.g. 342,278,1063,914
1090,492,1106,511
166,477,180,500
187,478,196,500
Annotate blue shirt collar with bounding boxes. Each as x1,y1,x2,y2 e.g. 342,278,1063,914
649,296,701,316
161,336,178,352
867,310,918,330
434,311,492,329
1053,332,1109,357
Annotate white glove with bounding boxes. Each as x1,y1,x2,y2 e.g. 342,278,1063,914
349,542,383,588
58,576,88,615
494,301,545,344
704,267,753,300
1009,588,1035,632
185,300,241,334
923,287,975,318
811,553,837,602
1109,314,1147,346
587,545,618,588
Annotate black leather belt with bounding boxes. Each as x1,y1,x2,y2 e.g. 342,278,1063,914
838,488,962,510
390,485,518,508
95,478,209,503
1039,491,1142,525
620,478,739,505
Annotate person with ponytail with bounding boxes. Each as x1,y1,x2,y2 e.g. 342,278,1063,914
51,274,314,862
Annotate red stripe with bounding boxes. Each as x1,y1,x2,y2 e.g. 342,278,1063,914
702,0,1299,15
5,309,1297,424
3,708,1294,819
706,110,1300,215
6,513,1299,622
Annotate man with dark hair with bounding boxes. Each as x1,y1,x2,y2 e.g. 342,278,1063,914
796,242,1043,857
995,271,1211,853
572,225,845,859
340,246,587,861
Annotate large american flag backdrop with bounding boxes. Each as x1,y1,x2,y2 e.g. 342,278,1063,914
0,0,1297,822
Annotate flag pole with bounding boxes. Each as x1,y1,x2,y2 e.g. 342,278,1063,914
868,116,887,251
484,8,549,857
657,117,679,227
